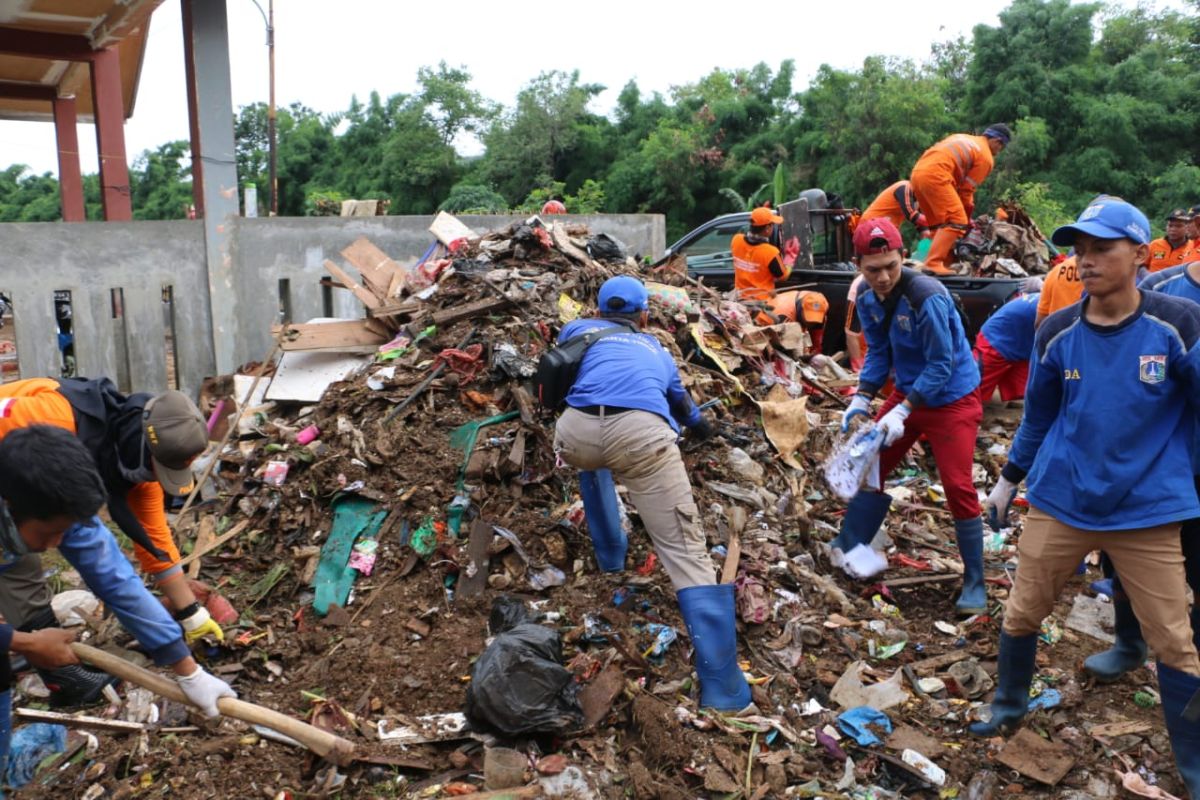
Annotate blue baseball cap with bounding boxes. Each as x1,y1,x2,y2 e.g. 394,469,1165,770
1051,199,1151,247
597,275,648,313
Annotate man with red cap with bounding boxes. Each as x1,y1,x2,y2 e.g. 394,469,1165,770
909,124,1011,275
833,218,986,616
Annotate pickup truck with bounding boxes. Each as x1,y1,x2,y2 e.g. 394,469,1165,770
658,190,1024,355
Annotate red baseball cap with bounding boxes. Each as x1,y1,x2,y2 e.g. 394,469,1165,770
750,206,783,226
853,217,903,256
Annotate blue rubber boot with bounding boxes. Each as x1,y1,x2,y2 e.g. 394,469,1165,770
1082,583,1147,682
1157,662,1200,799
969,632,1038,736
579,470,627,573
954,517,988,617
830,491,892,555
677,584,752,711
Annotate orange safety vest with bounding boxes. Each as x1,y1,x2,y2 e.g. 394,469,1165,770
731,233,787,302
860,181,921,230
1036,257,1083,318
911,134,994,205
1146,238,1195,273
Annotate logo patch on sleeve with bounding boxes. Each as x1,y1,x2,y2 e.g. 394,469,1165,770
1139,355,1166,384
0,398,14,418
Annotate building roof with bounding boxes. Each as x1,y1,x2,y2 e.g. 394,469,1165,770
0,0,163,122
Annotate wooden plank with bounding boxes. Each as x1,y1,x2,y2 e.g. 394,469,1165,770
273,321,388,352
16,708,146,734
550,223,594,266
881,574,960,589
910,650,972,677
431,296,512,328
187,515,216,579
721,530,741,584
180,519,252,568
369,299,424,319
459,518,491,599
340,237,403,298
323,259,384,310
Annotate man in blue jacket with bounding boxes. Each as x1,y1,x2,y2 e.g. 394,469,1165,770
834,218,986,616
975,292,1039,403
0,425,235,771
976,198,1200,796
553,276,750,712
1079,260,1200,685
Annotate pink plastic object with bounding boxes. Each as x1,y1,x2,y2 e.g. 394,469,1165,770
295,425,320,445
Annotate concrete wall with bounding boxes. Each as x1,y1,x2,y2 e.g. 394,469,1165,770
0,213,665,394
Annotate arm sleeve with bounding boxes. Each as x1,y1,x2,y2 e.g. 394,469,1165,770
857,302,892,397
896,184,921,225
105,485,171,564
960,153,992,202
768,254,789,281
125,482,182,577
663,351,701,428
907,295,959,408
57,517,189,666
1002,332,1063,482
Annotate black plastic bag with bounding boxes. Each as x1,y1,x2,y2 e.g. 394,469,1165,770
488,595,533,635
586,233,626,262
465,622,583,736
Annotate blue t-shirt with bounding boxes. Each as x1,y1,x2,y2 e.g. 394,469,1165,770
559,319,701,432
979,292,1040,362
857,268,980,407
1139,264,1200,474
1003,291,1200,530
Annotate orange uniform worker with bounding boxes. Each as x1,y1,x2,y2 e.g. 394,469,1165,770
0,379,221,644
909,124,1011,274
1145,209,1195,273
732,206,792,302
1034,255,1083,327
860,180,928,235
770,290,830,352
1188,205,1200,248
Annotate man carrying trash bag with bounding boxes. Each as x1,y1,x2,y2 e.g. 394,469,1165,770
977,198,1200,796
832,218,986,617
0,426,235,785
552,275,752,711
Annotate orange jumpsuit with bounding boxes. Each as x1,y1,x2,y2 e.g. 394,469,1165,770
731,232,788,302
910,134,995,270
1036,257,1083,320
0,378,181,578
860,181,922,231
1145,238,1195,273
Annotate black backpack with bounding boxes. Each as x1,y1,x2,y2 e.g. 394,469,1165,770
535,321,636,410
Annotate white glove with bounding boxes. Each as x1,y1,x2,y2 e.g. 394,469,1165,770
985,476,1019,531
877,403,911,446
1021,275,1045,293
841,394,872,432
177,667,237,718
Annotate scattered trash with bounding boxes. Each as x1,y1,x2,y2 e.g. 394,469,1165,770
835,706,892,746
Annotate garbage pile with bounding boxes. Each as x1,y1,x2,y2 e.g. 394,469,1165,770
950,202,1053,278
11,214,1180,799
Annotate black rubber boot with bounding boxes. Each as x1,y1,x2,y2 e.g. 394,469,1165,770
20,607,119,708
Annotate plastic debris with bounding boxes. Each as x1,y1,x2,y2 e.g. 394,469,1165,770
823,425,884,502
901,748,947,786
835,706,892,746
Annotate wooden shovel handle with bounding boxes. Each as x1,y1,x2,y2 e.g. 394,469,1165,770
71,643,357,765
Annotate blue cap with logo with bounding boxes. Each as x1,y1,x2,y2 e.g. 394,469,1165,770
598,275,648,313
1051,198,1151,247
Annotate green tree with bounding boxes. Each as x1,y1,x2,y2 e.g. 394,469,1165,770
129,141,193,220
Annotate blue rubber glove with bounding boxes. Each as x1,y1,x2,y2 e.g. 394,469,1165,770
841,394,872,432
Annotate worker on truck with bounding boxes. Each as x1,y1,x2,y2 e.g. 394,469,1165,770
1145,208,1195,272
976,198,1200,796
0,378,221,707
0,426,233,750
834,218,986,617
909,124,1011,275
858,180,929,237
731,205,830,348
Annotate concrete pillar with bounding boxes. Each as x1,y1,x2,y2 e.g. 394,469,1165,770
182,0,241,373
52,95,85,222
88,48,132,221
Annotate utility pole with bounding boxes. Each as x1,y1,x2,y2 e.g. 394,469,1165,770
250,0,276,215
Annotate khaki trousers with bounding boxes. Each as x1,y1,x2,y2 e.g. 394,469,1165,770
1004,506,1200,674
554,408,715,590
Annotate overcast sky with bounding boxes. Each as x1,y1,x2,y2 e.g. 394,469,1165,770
0,0,1169,176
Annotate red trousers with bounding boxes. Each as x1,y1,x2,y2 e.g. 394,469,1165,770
877,390,983,520
974,332,1029,402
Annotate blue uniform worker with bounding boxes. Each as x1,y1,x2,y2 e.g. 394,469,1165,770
975,198,1200,797
552,276,750,712
975,293,1039,402
836,218,986,617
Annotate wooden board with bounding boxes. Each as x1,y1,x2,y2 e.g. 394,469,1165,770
187,515,216,579
550,223,594,266
341,237,404,299
323,259,384,310
273,321,388,352
431,296,512,327
996,727,1075,785
458,518,491,599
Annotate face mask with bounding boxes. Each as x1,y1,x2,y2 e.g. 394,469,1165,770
0,503,29,561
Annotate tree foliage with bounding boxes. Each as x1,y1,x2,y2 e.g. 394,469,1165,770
0,2,1195,241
